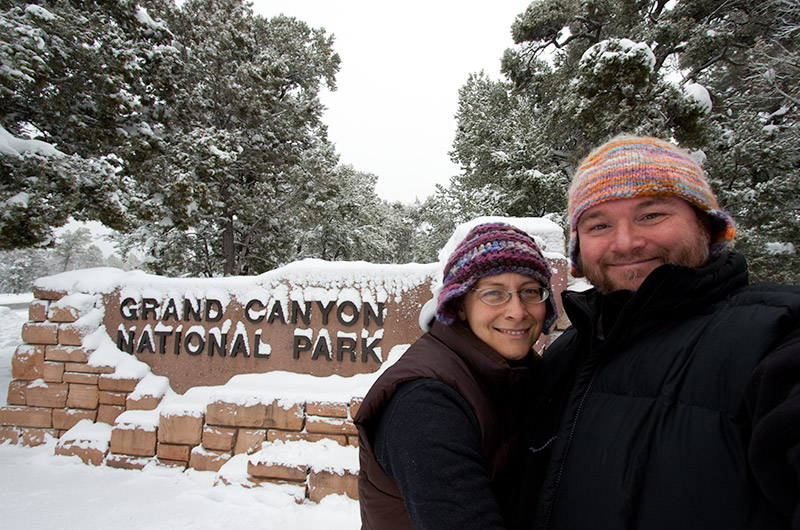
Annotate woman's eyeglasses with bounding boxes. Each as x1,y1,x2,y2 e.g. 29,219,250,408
470,287,550,306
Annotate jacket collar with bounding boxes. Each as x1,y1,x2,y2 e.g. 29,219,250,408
562,251,749,340
428,319,537,391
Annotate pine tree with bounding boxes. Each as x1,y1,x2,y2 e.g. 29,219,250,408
1,0,177,247
449,0,799,282
115,0,342,276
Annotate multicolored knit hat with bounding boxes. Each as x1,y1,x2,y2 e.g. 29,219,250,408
568,135,736,277
435,222,558,334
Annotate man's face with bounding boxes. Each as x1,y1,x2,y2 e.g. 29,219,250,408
576,196,711,293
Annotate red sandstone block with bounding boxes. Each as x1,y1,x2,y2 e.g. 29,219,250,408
55,440,106,465
97,404,125,425
0,406,52,428
42,361,65,383
202,425,237,452
267,430,348,446
206,400,304,430
32,287,66,301
57,324,86,346
0,425,20,444
98,376,139,392
306,401,348,418
155,459,187,470
308,470,359,502
28,300,48,322
11,345,44,380
65,362,114,375
63,372,99,385
67,384,99,409
189,447,231,472
158,413,203,445
110,425,157,457
233,428,266,455
126,394,161,411
6,380,28,405
26,382,68,408
305,416,358,436
52,408,97,430
14,426,57,446
21,322,58,345
206,400,267,428
157,443,192,462
265,401,304,430
45,345,89,363
248,461,307,482
48,304,80,323
98,391,127,406
349,397,362,418
106,454,153,470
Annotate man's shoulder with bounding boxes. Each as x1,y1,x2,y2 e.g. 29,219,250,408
541,326,583,364
730,282,800,306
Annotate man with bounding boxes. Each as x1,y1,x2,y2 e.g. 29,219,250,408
520,135,800,530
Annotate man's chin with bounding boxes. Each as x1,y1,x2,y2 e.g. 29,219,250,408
587,268,650,293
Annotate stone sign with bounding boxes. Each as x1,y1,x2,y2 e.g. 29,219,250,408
101,263,437,392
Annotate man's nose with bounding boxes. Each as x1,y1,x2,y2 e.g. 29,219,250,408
610,222,645,253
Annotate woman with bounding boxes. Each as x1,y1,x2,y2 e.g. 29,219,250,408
355,222,558,530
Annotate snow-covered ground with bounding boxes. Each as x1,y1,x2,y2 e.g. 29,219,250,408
0,298,361,530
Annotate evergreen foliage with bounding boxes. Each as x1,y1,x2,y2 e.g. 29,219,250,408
2,0,797,283
449,0,800,283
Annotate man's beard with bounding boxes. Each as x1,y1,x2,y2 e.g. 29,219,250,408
579,231,711,294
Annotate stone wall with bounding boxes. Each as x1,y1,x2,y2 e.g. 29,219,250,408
0,283,379,501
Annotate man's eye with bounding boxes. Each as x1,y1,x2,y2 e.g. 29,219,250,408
641,212,663,221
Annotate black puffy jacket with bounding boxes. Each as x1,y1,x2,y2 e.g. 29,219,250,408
521,252,800,530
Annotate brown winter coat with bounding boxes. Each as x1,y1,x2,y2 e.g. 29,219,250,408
354,320,536,530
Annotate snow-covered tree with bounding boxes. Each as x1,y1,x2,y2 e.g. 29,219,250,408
296,165,393,262
449,72,570,222
449,0,799,282
52,227,104,272
1,0,175,246
114,0,342,276
2,0,347,276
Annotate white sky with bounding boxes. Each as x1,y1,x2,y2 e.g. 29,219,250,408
251,1,533,204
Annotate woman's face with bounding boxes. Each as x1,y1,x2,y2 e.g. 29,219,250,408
458,272,547,361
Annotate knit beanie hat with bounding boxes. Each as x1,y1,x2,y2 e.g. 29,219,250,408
436,222,558,334
568,135,736,277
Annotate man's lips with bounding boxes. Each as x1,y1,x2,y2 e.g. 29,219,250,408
606,257,660,267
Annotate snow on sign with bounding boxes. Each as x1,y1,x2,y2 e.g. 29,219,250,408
35,260,439,393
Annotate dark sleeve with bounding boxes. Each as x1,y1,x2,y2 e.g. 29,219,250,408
373,378,507,530
746,326,800,529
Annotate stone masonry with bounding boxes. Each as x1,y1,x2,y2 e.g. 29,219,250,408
0,286,361,501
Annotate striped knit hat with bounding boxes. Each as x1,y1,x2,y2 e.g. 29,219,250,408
568,135,736,277
436,222,558,334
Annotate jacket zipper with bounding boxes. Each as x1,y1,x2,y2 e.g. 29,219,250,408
540,276,668,529
540,360,602,530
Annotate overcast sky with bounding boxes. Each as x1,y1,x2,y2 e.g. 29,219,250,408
251,1,533,204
